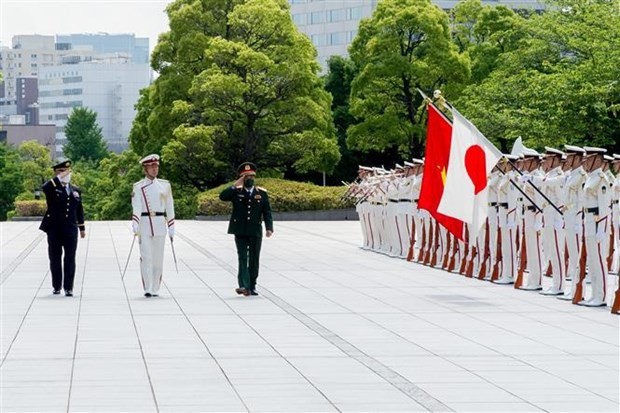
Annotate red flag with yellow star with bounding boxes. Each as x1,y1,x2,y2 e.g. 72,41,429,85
418,104,464,240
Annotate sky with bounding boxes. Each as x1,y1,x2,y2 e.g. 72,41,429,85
0,0,176,54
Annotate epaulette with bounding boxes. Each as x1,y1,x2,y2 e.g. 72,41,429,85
133,180,142,186
50,178,57,187
158,178,169,183
257,186,268,192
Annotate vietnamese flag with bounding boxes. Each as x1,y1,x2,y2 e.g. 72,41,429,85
418,104,464,241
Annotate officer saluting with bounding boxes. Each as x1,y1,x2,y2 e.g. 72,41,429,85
131,154,175,298
220,162,273,296
39,158,85,296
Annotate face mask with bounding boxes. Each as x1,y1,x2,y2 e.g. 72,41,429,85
244,178,254,188
59,172,72,184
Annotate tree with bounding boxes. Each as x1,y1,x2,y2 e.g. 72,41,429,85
63,107,109,163
347,0,470,159
130,0,340,186
451,0,526,83
87,151,142,220
0,144,24,220
323,56,400,182
16,140,52,199
455,0,620,151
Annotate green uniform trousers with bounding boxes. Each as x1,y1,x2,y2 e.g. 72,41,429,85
235,235,262,290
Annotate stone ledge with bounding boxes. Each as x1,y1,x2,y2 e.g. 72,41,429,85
9,216,44,222
196,208,359,221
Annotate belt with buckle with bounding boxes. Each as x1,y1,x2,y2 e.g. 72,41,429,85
388,199,398,203
488,202,497,207
498,203,509,208
585,207,599,214
141,212,165,217
399,199,412,202
526,205,537,212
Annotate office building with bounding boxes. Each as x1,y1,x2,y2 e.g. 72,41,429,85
289,0,545,69
38,58,151,155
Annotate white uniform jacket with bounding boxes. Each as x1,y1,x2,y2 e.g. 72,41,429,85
132,178,176,237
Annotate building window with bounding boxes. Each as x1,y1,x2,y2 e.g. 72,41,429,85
31,63,38,68
292,13,307,25
329,32,347,45
348,7,363,20
31,54,37,58
347,30,358,42
311,34,326,47
329,9,346,22
311,11,326,24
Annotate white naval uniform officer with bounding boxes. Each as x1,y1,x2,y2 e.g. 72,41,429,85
580,147,611,307
131,154,176,297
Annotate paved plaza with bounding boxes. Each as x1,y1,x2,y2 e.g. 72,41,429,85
1,221,618,412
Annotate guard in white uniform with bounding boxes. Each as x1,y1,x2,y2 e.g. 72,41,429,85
579,147,611,307
131,154,176,297
558,145,587,301
519,149,545,291
536,148,566,295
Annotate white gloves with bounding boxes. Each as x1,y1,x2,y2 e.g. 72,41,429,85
132,221,140,235
596,225,606,242
519,175,532,183
574,223,582,233
168,226,175,238
554,217,564,231
534,221,544,232
507,221,517,230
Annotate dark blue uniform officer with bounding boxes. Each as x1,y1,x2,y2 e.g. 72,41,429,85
220,162,273,296
39,159,85,296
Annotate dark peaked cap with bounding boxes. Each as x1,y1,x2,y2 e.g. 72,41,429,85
238,162,257,175
52,158,72,170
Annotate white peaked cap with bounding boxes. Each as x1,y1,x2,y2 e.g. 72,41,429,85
139,154,160,165
544,147,564,156
584,146,607,154
564,144,586,153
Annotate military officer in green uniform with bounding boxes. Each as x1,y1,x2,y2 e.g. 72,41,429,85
220,162,273,296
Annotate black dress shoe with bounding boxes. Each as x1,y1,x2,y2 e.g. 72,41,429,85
250,290,259,296
235,288,246,295
144,292,152,297
53,290,61,295
152,294,159,297
65,290,73,297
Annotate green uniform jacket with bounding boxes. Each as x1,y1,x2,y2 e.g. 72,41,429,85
220,185,274,237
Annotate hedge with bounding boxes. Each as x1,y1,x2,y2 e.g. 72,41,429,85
12,200,47,217
198,179,354,216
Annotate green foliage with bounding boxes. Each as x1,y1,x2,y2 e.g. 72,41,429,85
347,0,470,159
86,151,142,220
0,144,24,220
16,140,52,199
131,0,340,189
12,200,47,217
173,186,200,219
64,107,109,163
198,179,353,216
451,0,525,83
454,0,620,151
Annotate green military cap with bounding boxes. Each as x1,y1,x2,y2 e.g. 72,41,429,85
238,162,257,176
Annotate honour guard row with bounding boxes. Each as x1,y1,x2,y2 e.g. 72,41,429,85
40,155,273,299
345,145,620,314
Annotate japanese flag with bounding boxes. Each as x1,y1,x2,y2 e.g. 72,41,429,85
437,108,503,241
